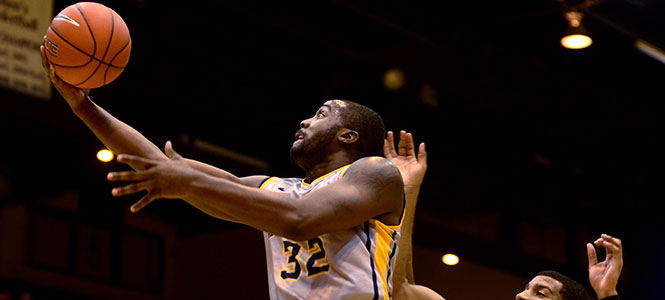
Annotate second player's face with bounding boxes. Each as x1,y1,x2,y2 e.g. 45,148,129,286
514,276,563,300
290,100,345,160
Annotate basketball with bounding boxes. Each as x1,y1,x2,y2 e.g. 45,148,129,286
44,2,131,89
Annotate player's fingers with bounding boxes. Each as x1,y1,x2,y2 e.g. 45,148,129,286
164,140,182,159
107,170,150,182
40,40,50,70
418,142,427,165
111,181,151,197
48,64,57,82
130,191,157,213
116,154,156,169
404,132,417,157
586,243,598,268
595,236,621,253
398,130,408,156
384,131,397,158
383,139,392,159
601,234,622,251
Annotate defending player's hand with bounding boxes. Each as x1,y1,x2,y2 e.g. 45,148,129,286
587,234,623,299
108,141,200,213
40,35,90,108
383,130,427,188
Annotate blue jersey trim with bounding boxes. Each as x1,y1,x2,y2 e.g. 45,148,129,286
364,221,379,300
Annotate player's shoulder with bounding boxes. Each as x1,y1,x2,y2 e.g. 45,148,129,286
345,156,402,184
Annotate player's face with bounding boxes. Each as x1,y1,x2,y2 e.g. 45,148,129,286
515,276,563,300
290,100,346,161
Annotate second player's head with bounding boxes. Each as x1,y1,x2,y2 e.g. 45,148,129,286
290,99,385,168
515,270,592,300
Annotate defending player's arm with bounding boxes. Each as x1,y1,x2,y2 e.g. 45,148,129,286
108,149,404,240
40,39,264,188
384,130,427,284
588,234,623,299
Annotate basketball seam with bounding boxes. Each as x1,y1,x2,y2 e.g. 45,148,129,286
71,4,103,87
101,9,115,85
47,25,94,68
47,24,128,69
104,38,132,84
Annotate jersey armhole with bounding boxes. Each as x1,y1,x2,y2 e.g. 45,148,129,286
259,176,277,189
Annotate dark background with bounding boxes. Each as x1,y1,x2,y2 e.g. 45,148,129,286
1,0,664,299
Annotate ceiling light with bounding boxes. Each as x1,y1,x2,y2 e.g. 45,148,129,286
97,149,114,162
383,68,405,91
442,253,459,266
561,10,592,49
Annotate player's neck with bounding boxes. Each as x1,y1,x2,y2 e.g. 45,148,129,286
303,152,355,183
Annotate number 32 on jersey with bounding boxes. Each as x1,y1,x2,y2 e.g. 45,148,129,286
280,237,330,280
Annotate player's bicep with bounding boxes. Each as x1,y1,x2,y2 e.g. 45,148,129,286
299,157,404,235
341,158,404,222
239,175,271,188
297,182,373,236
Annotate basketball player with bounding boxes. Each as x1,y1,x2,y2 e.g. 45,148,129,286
40,41,405,300
383,131,623,300
516,234,623,300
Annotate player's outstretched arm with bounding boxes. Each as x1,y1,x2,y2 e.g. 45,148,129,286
587,234,623,299
40,39,262,187
108,147,403,240
40,38,164,170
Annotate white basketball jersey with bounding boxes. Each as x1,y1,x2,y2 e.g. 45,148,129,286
260,165,401,300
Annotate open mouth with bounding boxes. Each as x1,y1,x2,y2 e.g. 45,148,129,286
294,130,305,140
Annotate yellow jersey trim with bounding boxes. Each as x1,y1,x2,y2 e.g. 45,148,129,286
259,177,278,190
301,164,351,186
374,220,400,300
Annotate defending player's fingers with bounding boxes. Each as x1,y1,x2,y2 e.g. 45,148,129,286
398,130,409,156
404,132,416,157
384,131,397,159
418,142,427,165
586,243,598,269
602,234,622,250
595,234,621,254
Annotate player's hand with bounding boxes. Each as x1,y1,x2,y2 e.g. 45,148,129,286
383,130,427,188
107,141,200,213
587,234,623,299
40,35,90,108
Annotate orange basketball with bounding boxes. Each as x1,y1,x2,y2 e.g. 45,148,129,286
44,2,131,89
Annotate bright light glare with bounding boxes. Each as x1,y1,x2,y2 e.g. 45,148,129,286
97,149,114,162
442,253,459,266
561,34,592,49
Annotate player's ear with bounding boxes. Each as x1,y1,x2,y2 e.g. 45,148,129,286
338,128,359,144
